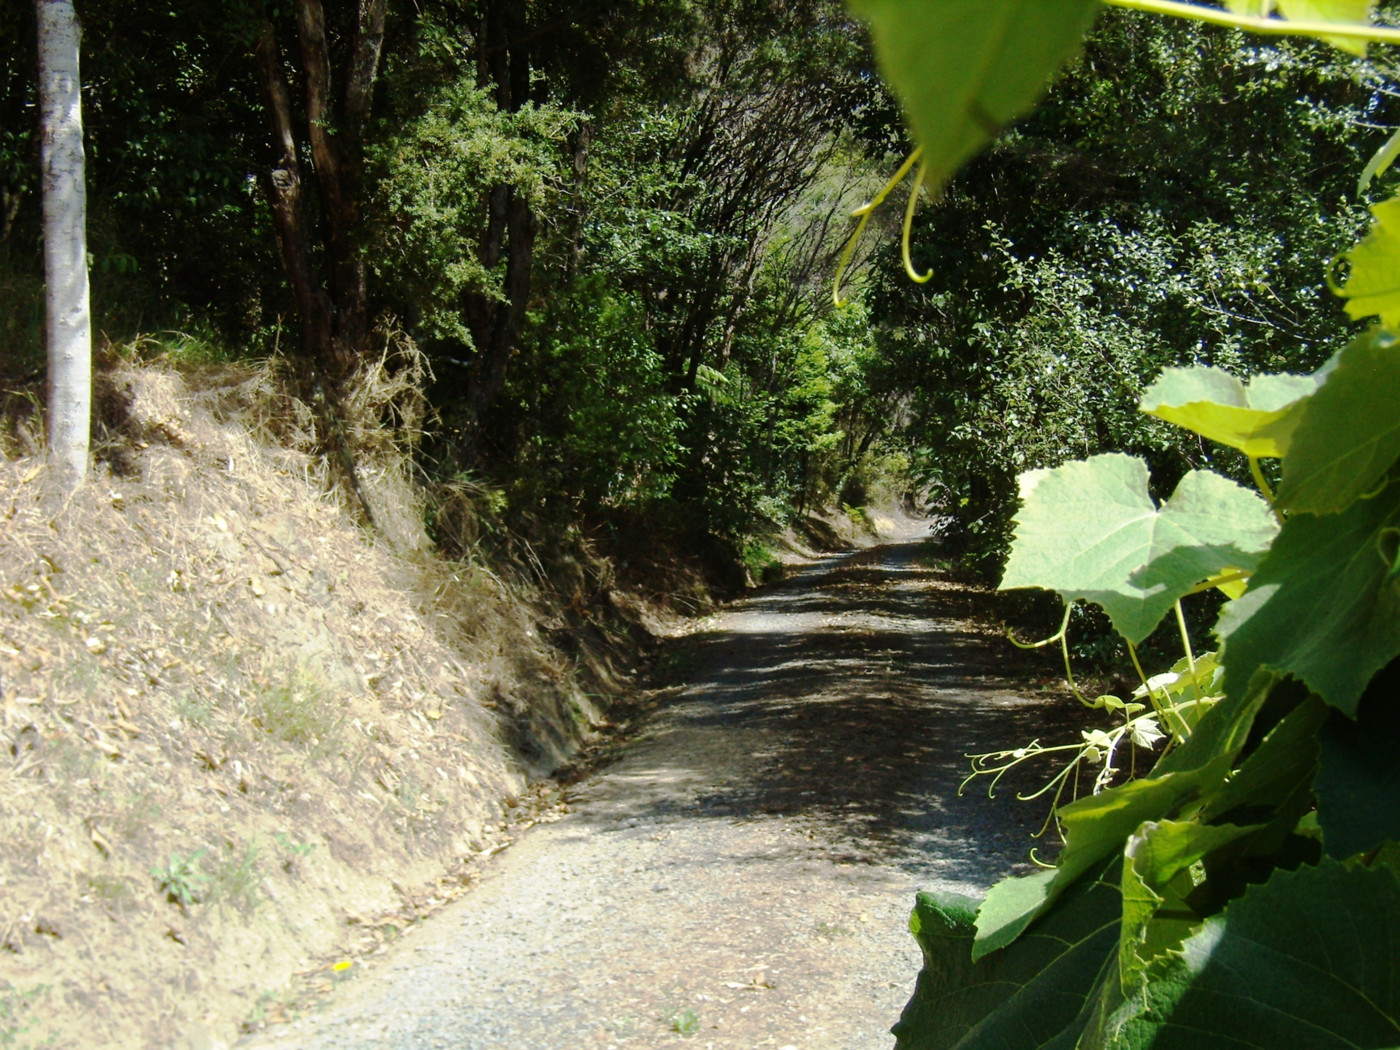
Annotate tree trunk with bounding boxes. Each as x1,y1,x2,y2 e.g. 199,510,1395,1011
251,1,386,527
35,0,90,488
454,0,539,459
254,0,385,382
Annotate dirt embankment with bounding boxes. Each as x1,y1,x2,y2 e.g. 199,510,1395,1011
0,357,707,1050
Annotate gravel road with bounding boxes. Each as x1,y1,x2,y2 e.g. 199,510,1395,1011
235,537,1081,1050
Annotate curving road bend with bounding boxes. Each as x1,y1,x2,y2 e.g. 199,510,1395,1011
236,538,1081,1050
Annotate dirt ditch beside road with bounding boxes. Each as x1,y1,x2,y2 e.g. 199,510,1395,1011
236,534,1085,1050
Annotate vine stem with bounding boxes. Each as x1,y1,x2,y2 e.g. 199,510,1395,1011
1249,455,1286,525
1128,639,1190,742
903,159,934,284
1173,600,1204,719
1103,0,1400,46
832,147,924,307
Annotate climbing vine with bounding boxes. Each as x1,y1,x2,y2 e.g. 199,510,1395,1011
849,1,1400,1046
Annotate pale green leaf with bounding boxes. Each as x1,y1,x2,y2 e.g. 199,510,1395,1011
1000,454,1278,644
1140,365,1320,458
848,0,1100,195
1227,0,1376,55
1359,126,1400,195
1218,476,1400,717
971,868,1056,959
1336,197,1400,325
1278,0,1375,55
1277,328,1400,513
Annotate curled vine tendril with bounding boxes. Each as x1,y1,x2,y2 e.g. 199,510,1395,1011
833,146,931,307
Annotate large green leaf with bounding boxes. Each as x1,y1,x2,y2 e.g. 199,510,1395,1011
1336,197,1400,325
849,0,1100,195
893,863,1122,1050
1098,860,1400,1048
1276,329,1400,514
1001,454,1278,644
1316,660,1400,859
974,757,1232,959
1197,689,1325,824
1139,365,1319,458
1217,476,1400,717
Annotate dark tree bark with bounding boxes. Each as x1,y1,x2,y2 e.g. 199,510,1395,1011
252,0,387,524
253,0,386,382
460,0,537,450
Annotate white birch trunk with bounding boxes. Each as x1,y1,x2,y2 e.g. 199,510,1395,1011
36,0,91,487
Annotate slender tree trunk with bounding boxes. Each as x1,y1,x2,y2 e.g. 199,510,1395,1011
251,1,386,527
36,0,90,488
459,0,536,452
254,0,386,382
254,20,334,369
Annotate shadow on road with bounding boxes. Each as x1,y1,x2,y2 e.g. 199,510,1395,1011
573,541,1093,884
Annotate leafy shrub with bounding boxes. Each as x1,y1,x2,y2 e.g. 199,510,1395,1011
852,3,1400,1046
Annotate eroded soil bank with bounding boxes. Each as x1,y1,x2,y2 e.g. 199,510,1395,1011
237,535,1083,1050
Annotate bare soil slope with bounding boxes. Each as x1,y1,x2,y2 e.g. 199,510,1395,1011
0,358,652,1050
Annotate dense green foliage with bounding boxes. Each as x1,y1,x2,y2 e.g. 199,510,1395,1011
1,0,904,555
8,0,1387,570
863,5,1385,571
855,2,1400,1046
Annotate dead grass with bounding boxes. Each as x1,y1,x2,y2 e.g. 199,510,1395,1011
0,349,647,1050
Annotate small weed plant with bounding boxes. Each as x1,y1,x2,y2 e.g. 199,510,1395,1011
208,840,263,913
150,849,209,908
0,985,49,1049
851,1,1400,1047
668,1008,700,1036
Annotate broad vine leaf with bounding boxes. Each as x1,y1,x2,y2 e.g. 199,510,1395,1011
1276,329,1400,513
1217,475,1400,717
1139,365,1319,458
1335,197,1400,325
1000,454,1277,644
893,863,1121,1050
849,0,1100,195
1119,820,1258,997
1100,860,1400,1048
974,757,1231,959
1315,660,1400,859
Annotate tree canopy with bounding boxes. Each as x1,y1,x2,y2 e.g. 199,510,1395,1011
0,0,1390,564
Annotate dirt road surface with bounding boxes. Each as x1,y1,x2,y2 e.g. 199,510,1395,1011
235,536,1081,1050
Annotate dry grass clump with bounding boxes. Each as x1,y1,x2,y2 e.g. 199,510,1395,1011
0,350,624,1049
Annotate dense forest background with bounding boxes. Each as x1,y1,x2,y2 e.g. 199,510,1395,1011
1,0,1389,577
